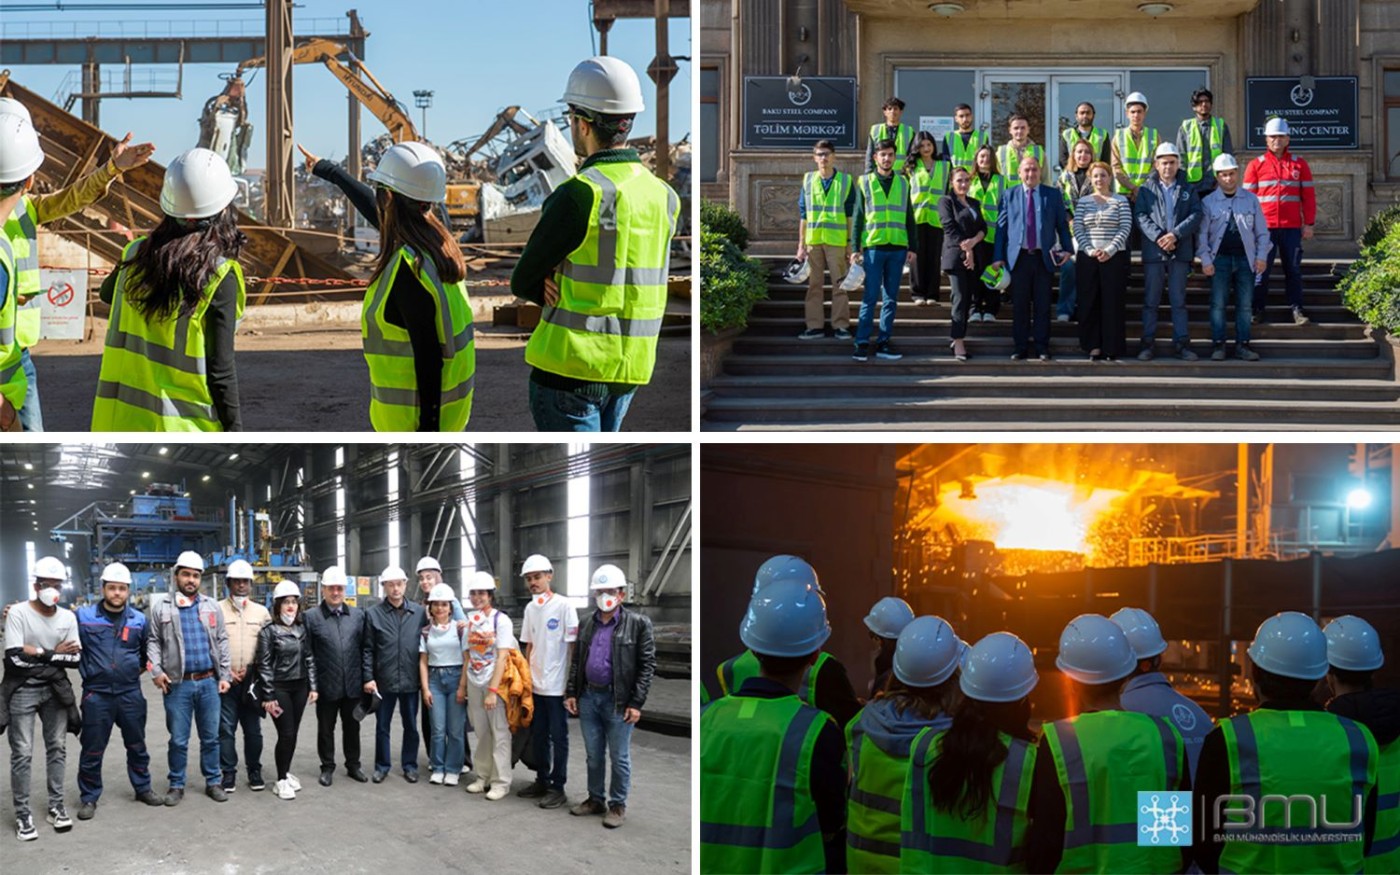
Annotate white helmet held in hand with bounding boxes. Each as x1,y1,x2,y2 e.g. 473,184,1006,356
367,141,446,203
839,261,865,292
562,56,646,116
782,259,811,285
160,148,238,219
0,112,44,184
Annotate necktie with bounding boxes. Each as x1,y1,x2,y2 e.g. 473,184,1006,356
1026,188,1038,251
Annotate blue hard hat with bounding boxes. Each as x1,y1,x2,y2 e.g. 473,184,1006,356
1248,611,1329,681
1323,614,1384,672
893,615,962,687
739,560,830,658
864,596,916,639
961,632,1039,703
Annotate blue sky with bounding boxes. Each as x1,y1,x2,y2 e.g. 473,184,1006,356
4,0,691,166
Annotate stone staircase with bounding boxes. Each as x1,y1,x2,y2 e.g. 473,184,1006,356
701,255,1400,430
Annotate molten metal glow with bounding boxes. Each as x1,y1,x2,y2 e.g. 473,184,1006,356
937,475,1126,559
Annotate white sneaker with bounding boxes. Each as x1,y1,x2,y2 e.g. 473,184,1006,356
465,779,488,794
285,773,301,792
275,779,296,800
444,773,459,787
429,771,445,785
485,785,509,801
460,765,471,774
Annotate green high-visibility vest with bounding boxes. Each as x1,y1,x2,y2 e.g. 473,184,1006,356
700,694,834,874
1180,116,1226,184
361,244,475,432
968,174,1006,244
4,197,41,348
91,237,244,431
869,122,914,163
1113,127,1160,192
1367,736,1400,874
716,650,832,710
803,171,851,247
998,142,1046,189
1042,710,1186,874
859,173,910,249
1061,127,1107,167
910,160,951,228
944,130,988,171
525,162,679,385
0,231,23,413
846,705,948,873
901,725,1037,873
1218,709,1378,875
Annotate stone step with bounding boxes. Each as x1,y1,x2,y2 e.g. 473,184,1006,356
743,315,1362,338
761,285,1349,304
728,336,1381,359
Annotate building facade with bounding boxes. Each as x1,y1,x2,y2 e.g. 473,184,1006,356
701,0,1400,255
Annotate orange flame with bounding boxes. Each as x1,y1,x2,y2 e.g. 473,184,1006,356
935,475,1126,560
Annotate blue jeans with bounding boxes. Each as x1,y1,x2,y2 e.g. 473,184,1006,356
1210,254,1255,346
1255,226,1304,312
1141,259,1193,349
1057,257,1077,319
529,380,636,432
427,666,466,774
374,690,420,774
579,688,634,808
163,675,222,788
854,248,903,348
18,348,42,432
78,688,151,804
533,693,569,790
219,676,263,780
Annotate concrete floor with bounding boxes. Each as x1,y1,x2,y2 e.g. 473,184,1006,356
0,675,691,873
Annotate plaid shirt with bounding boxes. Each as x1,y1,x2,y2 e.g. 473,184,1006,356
178,601,214,673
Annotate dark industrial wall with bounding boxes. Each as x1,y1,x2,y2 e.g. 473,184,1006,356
701,444,898,698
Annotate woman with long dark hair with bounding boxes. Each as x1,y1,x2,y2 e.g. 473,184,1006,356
967,145,1007,322
91,148,245,431
297,140,475,431
901,632,1039,872
256,581,318,801
905,131,949,306
937,166,988,361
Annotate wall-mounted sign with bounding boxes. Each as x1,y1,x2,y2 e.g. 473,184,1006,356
743,76,858,150
1245,77,1358,150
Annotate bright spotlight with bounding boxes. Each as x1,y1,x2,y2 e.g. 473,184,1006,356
1347,487,1373,510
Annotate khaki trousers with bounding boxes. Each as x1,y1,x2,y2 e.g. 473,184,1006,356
805,243,850,330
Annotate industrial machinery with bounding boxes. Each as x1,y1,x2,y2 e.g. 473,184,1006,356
206,496,317,606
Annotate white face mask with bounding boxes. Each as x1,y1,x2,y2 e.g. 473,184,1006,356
37,588,60,608
280,608,297,625
174,592,194,608
234,595,249,608
595,593,620,613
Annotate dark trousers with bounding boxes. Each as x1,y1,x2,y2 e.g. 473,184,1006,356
972,241,999,315
374,690,419,773
77,688,151,804
269,681,309,781
533,693,569,790
1077,250,1129,357
315,696,361,771
911,224,943,300
1010,252,1054,355
219,675,263,780
946,268,975,340
1256,226,1304,312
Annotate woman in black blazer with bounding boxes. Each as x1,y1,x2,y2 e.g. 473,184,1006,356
935,166,988,360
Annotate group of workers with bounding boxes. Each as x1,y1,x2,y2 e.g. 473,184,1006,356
700,554,1398,874
3,548,655,841
795,89,1317,365
0,54,679,433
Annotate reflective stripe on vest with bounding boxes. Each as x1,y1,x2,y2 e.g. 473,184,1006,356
700,695,830,875
1218,709,1377,875
1044,711,1185,872
0,231,23,411
1367,737,1400,873
901,726,1036,872
717,649,830,712
361,244,475,432
998,143,1045,189
1062,127,1107,165
860,173,910,248
911,161,951,228
945,131,987,170
6,198,41,347
969,174,1005,243
870,123,914,162
846,707,909,872
804,171,851,247
1182,117,1226,184
525,163,678,385
1114,127,1160,191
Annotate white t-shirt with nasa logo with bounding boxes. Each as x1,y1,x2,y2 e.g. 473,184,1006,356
464,608,517,688
519,591,578,696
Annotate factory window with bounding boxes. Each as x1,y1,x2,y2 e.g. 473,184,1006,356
387,452,401,573
335,476,347,570
334,446,345,469
25,540,35,580
701,66,720,182
892,69,977,140
566,443,590,603
458,446,477,595
1386,69,1400,178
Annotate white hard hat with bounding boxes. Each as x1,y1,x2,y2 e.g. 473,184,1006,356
226,559,254,580
893,616,963,687
1110,607,1168,660
1324,615,1384,672
1154,142,1179,159
272,580,301,601
160,148,238,219
1125,91,1149,110
0,97,32,123
366,141,446,203
782,259,811,285
520,554,553,576
1247,611,1328,680
590,563,626,591
1212,153,1239,173
380,565,408,583
175,550,205,572
415,556,442,574
839,261,865,292
1055,613,1137,684
1264,117,1290,137
101,562,133,585
753,554,824,594
960,632,1040,703
864,596,916,640
562,56,646,116
0,112,45,184
321,566,348,588
426,583,456,603
467,571,497,592
33,556,67,581
740,567,831,658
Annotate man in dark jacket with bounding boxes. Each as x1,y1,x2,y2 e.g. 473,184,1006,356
303,566,370,786
74,563,164,820
361,565,425,783
1135,142,1204,361
564,565,655,829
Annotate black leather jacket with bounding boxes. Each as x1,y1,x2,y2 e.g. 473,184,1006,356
566,606,656,711
363,599,426,694
303,602,370,701
255,621,317,699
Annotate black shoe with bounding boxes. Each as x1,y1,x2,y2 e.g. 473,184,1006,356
76,801,96,821
205,784,228,803
403,770,419,784
833,328,853,341
851,343,869,362
346,766,369,783
247,771,266,792
15,814,36,842
135,790,163,807
1251,311,1263,324
1210,345,1227,361
874,343,903,361
372,769,389,784
163,788,184,807
517,781,549,799
1177,347,1199,362
221,772,236,793
797,328,824,340
1010,351,1028,361
539,788,568,809
319,768,334,787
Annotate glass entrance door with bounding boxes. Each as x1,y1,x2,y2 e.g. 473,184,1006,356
979,71,1124,171
1052,75,1123,169
982,75,1048,161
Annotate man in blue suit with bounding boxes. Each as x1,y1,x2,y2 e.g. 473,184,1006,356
992,155,1073,360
